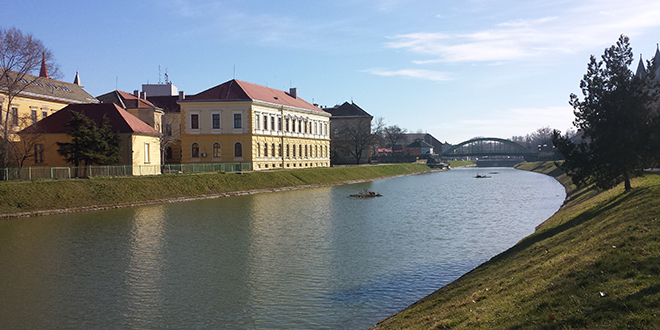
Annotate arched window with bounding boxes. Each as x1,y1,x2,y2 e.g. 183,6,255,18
191,143,200,158
264,143,268,157
213,143,221,158
257,142,261,157
234,142,243,158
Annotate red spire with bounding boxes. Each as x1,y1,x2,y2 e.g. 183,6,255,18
39,52,49,79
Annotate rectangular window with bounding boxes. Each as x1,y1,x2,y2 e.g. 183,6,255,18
234,113,242,129
212,113,221,129
190,114,199,129
42,111,48,119
144,143,150,163
31,110,37,124
255,114,260,130
34,144,44,164
12,107,18,126
264,116,268,130
278,117,282,131
271,117,275,131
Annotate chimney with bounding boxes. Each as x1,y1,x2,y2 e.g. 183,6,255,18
289,87,297,99
141,91,147,99
133,90,140,97
178,91,185,100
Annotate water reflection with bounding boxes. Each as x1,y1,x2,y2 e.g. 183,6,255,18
0,168,565,329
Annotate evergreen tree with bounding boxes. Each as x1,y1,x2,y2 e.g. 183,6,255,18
57,111,121,177
553,35,659,191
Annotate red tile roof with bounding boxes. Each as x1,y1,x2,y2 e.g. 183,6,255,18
187,79,326,113
20,103,159,136
96,90,161,110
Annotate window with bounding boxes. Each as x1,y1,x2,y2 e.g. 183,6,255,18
31,110,37,124
305,145,308,158
299,145,302,158
213,143,221,158
190,114,199,129
165,124,172,136
264,143,268,157
278,144,282,157
271,117,275,131
293,144,296,158
34,144,44,164
212,113,221,129
264,116,268,130
234,113,242,129
286,144,290,158
12,107,18,126
255,114,260,130
278,118,282,131
191,142,200,158
234,142,243,157
144,143,150,163
271,143,275,157
286,118,290,132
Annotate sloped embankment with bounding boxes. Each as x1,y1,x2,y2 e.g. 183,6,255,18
0,164,432,219
373,162,660,329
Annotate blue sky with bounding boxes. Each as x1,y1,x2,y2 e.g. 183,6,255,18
4,0,660,143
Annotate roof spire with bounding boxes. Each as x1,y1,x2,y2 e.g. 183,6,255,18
39,52,49,79
73,70,82,87
636,54,646,79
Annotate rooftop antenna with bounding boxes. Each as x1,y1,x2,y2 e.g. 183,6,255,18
165,68,169,84
233,65,236,79
115,76,118,90
158,65,162,84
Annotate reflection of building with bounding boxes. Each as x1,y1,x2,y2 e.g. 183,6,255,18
179,79,330,169
19,103,161,174
0,66,97,143
322,102,373,164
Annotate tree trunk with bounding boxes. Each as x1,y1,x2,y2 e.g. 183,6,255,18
624,178,631,191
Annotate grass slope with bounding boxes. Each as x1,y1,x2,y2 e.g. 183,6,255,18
374,162,660,329
0,164,430,217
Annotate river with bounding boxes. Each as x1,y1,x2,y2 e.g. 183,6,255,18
0,167,565,329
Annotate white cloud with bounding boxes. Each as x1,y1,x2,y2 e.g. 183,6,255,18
387,1,660,63
364,68,452,81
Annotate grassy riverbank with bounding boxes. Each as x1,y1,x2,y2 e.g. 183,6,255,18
373,162,660,329
0,163,431,218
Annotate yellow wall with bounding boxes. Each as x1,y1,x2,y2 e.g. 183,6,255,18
179,99,331,170
24,132,161,175
0,95,69,141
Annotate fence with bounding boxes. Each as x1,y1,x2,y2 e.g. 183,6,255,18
0,162,253,181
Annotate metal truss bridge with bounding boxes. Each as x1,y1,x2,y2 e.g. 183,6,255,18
442,137,537,160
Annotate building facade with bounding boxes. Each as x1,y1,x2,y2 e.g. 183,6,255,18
323,102,373,165
179,79,330,169
19,103,161,175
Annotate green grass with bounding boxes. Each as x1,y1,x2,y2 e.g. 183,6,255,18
373,161,660,329
449,160,476,168
0,164,431,217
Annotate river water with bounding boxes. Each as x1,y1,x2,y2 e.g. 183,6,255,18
0,167,565,329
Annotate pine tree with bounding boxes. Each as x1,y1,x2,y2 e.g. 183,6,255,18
553,35,659,191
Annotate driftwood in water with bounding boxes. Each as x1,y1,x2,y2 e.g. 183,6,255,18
350,189,382,198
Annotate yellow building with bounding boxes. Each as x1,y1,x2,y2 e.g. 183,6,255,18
179,79,331,170
0,69,98,142
19,103,161,175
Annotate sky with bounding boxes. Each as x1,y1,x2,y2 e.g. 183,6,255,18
3,0,660,144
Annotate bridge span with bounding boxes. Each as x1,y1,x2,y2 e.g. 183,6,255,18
441,137,537,167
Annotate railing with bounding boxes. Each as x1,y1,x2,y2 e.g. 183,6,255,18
0,162,253,181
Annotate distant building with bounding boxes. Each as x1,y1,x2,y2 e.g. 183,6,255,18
18,103,161,175
178,79,330,170
323,102,373,164
146,91,184,164
400,133,448,154
405,138,434,156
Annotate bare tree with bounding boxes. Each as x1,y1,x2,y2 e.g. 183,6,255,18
13,114,45,170
160,113,181,164
382,124,407,148
0,27,60,168
334,116,384,164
